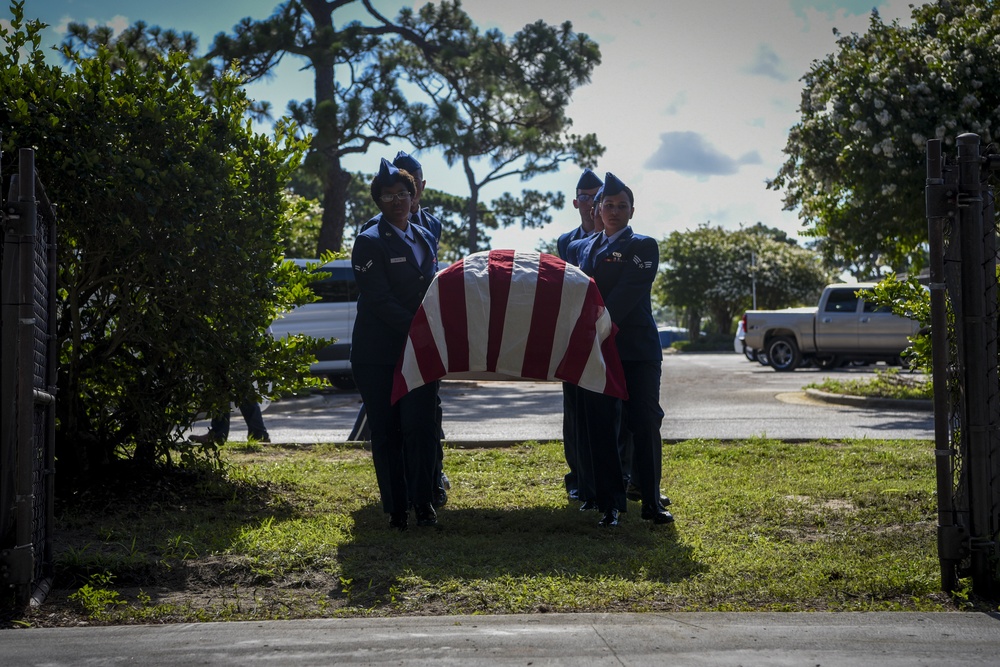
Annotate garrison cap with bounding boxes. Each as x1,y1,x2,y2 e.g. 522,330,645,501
602,172,634,206
576,168,603,191
393,151,422,174
376,157,399,185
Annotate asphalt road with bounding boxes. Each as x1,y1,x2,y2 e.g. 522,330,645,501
195,352,934,444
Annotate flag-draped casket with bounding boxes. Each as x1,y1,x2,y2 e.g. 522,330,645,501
391,250,628,404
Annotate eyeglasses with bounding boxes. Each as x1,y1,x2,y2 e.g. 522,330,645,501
379,192,411,203
576,193,594,202
601,202,631,213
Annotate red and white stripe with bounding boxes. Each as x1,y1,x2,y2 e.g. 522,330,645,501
391,250,628,403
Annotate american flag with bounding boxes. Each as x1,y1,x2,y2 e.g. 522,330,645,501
391,250,628,404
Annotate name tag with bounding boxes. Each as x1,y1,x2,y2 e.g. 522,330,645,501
391,257,407,263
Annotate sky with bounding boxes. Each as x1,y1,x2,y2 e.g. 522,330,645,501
24,0,919,251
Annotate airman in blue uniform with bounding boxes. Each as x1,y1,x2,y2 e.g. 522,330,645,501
556,170,604,507
360,151,448,507
351,159,441,530
576,172,673,525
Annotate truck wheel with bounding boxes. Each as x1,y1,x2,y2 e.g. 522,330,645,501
744,347,757,362
330,374,357,391
767,336,801,372
757,350,769,366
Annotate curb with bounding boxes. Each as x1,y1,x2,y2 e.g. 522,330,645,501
804,388,933,412
264,393,339,415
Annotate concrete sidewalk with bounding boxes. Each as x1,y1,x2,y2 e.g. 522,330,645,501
5,612,999,665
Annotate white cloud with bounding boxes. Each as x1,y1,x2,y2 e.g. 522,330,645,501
645,132,762,176
744,44,789,81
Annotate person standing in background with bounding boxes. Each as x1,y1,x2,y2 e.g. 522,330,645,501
556,168,603,506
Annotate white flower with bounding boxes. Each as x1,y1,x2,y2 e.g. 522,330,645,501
912,132,926,146
961,94,980,109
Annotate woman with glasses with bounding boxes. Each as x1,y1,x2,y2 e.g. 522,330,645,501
351,158,441,531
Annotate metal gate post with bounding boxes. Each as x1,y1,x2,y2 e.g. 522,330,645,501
926,139,962,591
955,134,998,596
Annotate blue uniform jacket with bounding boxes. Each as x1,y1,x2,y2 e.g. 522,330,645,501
576,226,661,362
557,225,591,261
350,219,438,366
363,208,443,241
564,234,591,267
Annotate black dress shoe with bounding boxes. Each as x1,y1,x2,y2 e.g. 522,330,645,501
579,499,599,511
641,504,675,525
414,503,437,526
598,508,620,527
626,484,672,506
433,486,448,508
389,512,408,530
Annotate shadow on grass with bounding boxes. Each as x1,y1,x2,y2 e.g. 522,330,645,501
336,502,705,610
49,461,301,592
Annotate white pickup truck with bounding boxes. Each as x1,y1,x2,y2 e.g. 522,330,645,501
741,283,920,371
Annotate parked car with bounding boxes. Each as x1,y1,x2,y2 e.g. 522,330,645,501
742,283,920,371
269,259,358,389
657,326,689,348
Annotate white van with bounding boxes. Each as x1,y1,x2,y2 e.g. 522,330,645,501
269,259,358,389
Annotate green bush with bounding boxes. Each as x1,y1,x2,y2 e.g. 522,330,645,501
671,333,733,352
1,2,317,476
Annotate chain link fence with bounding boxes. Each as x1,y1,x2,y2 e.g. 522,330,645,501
926,134,1000,597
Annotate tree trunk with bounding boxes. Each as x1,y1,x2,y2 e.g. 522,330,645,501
463,156,479,254
686,308,701,341
317,161,350,254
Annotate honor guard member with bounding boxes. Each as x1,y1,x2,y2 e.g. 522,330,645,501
361,151,448,506
557,168,603,258
557,169,604,506
577,172,674,525
363,151,443,241
569,188,666,508
351,158,441,530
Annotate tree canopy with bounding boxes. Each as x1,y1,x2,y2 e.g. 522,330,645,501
656,224,830,336
208,0,599,256
387,8,603,253
769,0,1000,278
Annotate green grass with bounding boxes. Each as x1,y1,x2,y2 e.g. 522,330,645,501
806,368,933,400
12,437,974,626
